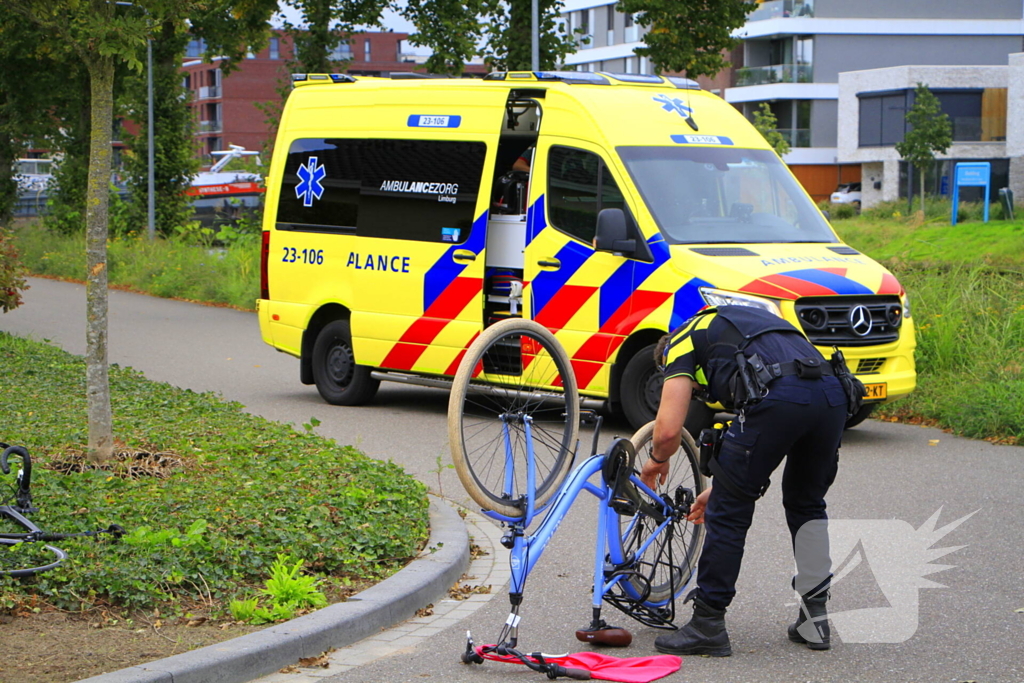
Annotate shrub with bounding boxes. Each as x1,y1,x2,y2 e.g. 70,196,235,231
0,224,29,312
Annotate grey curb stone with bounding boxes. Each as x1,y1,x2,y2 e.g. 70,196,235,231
76,497,469,683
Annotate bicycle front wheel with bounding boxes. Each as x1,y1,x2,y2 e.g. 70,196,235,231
616,421,706,605
1,538,67,577
448,318,580,519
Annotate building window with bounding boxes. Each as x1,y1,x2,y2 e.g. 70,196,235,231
624,12,634,28
624,12,638,42
186,38,206,59
364,39,371,62
329,40,353,61
606,4,616,45
246,49,256,59
270,37,280,60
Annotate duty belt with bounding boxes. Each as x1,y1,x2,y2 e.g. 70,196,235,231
747,354,834,385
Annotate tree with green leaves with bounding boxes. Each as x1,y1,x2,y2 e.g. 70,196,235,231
753,102,790,157
0,16,77,227
895,83,952,214
1,0,152,463
616,0,756,78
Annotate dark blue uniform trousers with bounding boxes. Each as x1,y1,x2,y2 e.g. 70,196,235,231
695,375,848,609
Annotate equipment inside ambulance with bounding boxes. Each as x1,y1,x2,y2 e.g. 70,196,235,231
258,71,915,433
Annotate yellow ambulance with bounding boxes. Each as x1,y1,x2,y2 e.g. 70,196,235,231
257,71,915,431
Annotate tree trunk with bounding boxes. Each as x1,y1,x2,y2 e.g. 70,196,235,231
919,166,927,215
84,54,115,464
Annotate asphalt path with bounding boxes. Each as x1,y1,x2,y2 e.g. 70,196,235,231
3,277,1023,683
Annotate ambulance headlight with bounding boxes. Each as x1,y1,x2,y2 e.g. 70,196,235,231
901,292,912,319
699,288,782,318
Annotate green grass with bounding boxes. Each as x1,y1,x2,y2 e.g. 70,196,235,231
13,220,260,310
1,332,429,614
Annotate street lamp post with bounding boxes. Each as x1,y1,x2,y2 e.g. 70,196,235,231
531,0,539,71
146,36,155,240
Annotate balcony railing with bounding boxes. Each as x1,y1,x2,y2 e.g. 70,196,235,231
197,86,221,100
735,63,812,86
198,120,222,133
775,128,811,148
748,0,814,21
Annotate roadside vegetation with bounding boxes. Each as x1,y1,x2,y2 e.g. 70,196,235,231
0,331,429,616
831,201,1024,443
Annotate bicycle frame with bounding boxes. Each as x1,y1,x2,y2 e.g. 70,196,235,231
479,414,688,646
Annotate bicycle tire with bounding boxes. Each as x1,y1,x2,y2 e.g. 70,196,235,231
0,538,67,577
613,421,706,605
448,318,580,518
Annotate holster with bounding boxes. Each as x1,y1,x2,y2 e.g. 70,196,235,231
698,425,725,478
829,348,867,419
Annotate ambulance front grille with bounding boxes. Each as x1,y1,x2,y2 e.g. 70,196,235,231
857,358,886,374
794,296,903,347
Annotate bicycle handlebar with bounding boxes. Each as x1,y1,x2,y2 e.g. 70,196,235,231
1,444,33,512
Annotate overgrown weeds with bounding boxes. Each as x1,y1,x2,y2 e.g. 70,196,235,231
13,220,259,310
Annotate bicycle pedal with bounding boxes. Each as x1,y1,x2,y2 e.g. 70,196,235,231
609,496,638,516
575,626,632,647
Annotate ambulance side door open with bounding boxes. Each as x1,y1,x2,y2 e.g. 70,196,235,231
525,140,651,395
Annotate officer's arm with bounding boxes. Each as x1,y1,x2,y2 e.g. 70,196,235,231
653,376,694,461
641,376,694,490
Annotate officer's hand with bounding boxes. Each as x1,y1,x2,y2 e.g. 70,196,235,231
686,487,711,524
640,457,669,491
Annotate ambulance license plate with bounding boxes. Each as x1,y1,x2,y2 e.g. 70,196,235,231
863,383,887,400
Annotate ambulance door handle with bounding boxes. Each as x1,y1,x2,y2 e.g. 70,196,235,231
537,258,561,270
452,250,476,262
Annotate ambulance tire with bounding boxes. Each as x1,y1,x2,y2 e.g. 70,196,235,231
620,345,716,438
312,320,380,406
620,345,663,431
844,403,875,429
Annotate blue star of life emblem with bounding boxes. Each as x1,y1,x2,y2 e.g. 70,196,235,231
653,93,693,118
295,156,326,207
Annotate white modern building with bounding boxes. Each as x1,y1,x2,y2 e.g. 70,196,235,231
560,0,1024,202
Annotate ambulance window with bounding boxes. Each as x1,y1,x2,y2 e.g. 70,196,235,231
547,146,625,245
275,138,486,243
357,139,485,242
277,139,360,232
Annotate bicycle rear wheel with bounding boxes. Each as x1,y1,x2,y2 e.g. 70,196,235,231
615,421,706,606
448,318,579,518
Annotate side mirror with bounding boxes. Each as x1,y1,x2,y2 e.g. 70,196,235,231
821,209,831,222
595,208,635,254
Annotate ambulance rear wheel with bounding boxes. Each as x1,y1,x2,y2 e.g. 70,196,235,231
312,320,379,406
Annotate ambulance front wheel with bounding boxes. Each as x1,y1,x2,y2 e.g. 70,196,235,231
312,320,380,406
620,345,716,438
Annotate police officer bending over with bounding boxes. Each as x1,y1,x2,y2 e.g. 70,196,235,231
640,305,852,657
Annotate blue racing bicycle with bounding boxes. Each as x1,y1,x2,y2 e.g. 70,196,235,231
447,319,706,677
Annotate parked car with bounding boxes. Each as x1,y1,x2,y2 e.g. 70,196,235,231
830,182,862,207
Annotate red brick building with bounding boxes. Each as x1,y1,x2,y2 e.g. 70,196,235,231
182,32,487,169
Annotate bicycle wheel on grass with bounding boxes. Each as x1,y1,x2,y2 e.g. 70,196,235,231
0,538,67,577
614,421,706,605
448,319,580,519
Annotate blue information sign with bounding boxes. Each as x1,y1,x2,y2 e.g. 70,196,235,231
951,162,991,225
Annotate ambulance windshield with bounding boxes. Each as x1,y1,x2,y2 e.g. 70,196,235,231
617,146,837,245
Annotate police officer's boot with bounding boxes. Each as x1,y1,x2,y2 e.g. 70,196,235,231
788,589,830,650
654,595,732,657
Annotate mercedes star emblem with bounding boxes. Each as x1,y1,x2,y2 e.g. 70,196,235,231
849,305,872,337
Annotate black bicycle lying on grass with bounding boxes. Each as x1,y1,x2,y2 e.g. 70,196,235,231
1,443,124,577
